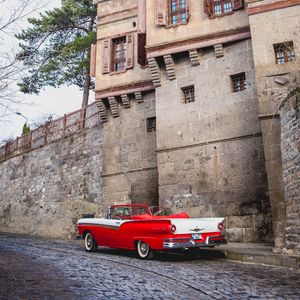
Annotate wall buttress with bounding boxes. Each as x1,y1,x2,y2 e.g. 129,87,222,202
188,49,200,66
163,54,176,81
147,57,161,87
121,94,131,108
96,99,108,122
214,44,224,58
108,96,119,117
134,91,143,103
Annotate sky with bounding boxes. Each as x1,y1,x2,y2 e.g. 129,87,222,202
0,0,88,142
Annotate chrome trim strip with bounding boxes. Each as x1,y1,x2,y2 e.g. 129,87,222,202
77,223,120,230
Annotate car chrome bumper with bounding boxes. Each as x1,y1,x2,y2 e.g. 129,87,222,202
163,236,227,249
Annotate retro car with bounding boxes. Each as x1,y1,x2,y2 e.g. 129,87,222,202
77,204,226,259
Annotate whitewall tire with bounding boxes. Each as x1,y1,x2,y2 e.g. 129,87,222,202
136,240,154,259
84,232,98,252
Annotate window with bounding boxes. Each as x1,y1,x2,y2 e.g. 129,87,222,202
147,117,156,132
231,73,246,92
213,0,232,15
155,0,190,27
204,0,243,18
274,42,295,65
112,37,127,72
182,85,195,103
102,33,134,74
169,0,188,25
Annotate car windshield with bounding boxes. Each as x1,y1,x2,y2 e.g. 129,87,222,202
106,205,173,219
107,205,150,219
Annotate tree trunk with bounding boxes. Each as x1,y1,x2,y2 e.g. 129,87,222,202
80,15,96,128
81,65,90,109
81,14,96,109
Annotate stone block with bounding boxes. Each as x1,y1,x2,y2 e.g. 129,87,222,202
243,228,261,243
227,215,254,229
174,158,195,171
226,228,244,243
177,184,192,195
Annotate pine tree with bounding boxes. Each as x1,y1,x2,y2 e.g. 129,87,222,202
22,123,30,135
16,0,97,108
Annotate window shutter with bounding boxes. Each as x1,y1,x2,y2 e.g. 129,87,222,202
102,39,111,74
232,0,244,10
126,33,134,69
156,0,167,26
138,33,147,66
90,44,96,77
204,0,213,17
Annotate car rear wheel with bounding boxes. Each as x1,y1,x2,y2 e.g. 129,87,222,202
136,240,154,259
84,232,98,252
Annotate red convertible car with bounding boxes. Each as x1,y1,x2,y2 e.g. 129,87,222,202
77,204,226,259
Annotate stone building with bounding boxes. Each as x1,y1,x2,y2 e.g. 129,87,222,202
0,0,299,254
91,0,299,253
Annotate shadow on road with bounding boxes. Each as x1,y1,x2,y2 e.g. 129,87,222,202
96,247,226,262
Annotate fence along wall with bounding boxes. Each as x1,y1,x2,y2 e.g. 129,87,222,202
0,104,100,162
0,103,104,239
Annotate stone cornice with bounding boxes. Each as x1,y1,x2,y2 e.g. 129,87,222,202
248,0,300,15
95,80,154,99
146,26,251,58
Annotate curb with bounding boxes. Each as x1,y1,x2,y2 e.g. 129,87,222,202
222,250,300,269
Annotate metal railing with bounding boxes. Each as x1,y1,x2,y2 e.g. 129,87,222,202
0,102,101,163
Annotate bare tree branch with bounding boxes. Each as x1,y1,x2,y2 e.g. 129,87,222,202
0,0,50,121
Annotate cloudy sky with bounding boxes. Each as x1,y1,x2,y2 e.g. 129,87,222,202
0,0,87,141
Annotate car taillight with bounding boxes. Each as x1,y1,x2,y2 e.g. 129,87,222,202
170,224,176,233
218,222,225,231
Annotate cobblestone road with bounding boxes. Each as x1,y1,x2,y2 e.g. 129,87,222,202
0,233,299,300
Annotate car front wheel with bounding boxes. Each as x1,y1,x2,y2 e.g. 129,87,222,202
136,240,154,259
84,232,98,252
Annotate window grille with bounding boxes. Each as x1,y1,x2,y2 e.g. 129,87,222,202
147,117,156,132
231,73,246,92
112,36,127,72
213,0,233,15
182,85,195,103
169,0,188,25
274,42,295,65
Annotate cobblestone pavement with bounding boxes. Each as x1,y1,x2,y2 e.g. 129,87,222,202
0,233,299,300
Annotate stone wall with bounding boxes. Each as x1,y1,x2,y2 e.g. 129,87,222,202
101,91,158,207
156,39,272,242
248,0,300,250
0,125,103,239
280,88,300,256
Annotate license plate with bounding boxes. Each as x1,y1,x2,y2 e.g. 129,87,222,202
192,233,202,240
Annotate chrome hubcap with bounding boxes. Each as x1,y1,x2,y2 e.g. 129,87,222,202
140,243,148,254
138,241,149,257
